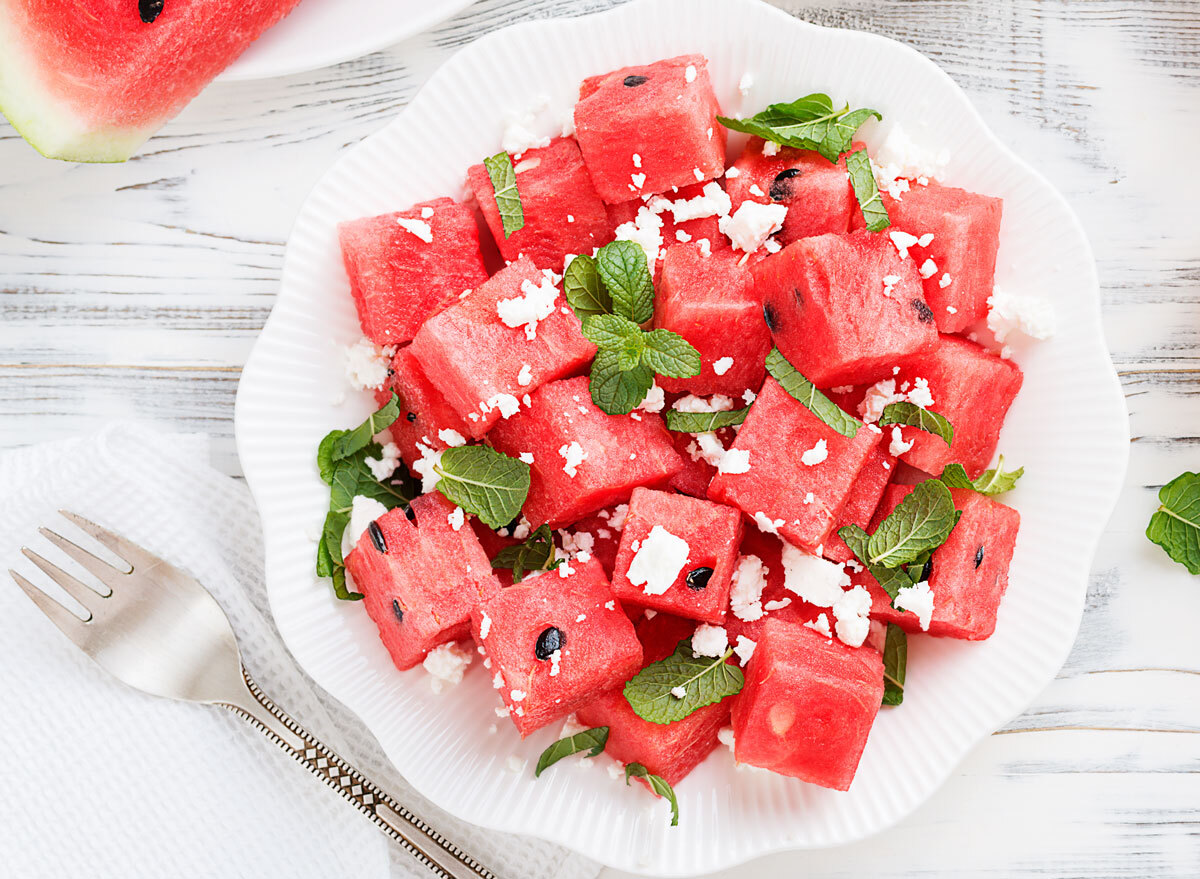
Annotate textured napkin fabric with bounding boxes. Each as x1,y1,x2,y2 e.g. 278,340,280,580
0,423,601,879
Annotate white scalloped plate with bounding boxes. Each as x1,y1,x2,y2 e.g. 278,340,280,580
235,1,1129,873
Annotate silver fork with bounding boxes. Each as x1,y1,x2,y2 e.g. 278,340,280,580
9,510,494,879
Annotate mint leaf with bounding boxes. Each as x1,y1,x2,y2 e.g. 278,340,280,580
882,623,907,706
434,446,530,529
483,152,524,237
623,637,743,725
765,347,860,438
939,456,1024,496
624,763,679,826
589,349,655,416
563,254,612,319
665,406,749,433
317,430,347,484
845,148,889,232
867,479,958,568
641,329,701,379
582,314,645,371
534,726,609,777
879,401,954,446
838,524,913,600
1147,471,1200,574
717,94,881,163
331,393,402,461
491,524,562,583
597,240,654,324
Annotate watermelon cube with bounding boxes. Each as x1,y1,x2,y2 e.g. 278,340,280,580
654,243,770,397
574,55,727,204
339,198,489,346
708,378,880,553
409,257,595,438
726,138,860,244
467,137,612,272
861,181,1003,333
374,346,473,476
472,557,642,736
667,428,724,499
487,376,685,528
610,487,743,624
821,446,896,563
757,229,938,388
577,613,730,784
346,493,502,670
862,485,1020,640
731,617,883,789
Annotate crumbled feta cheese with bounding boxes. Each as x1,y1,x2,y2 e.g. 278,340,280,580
697,238,712,258
987,286,1057,343
513,157,541,174
693,167,704,181
946,304,958,314
412,440,444,493
939,273,953,289
447,506,465,531
501,95,553,156
670,685,687,699
364,442,401,481
613,204,665,267
479,613,492,639
604,599,616,610
718,201,787,253
763,597,792,612
627,525,690,596
344,337,394,391
713,356,734,376
630,172,647,191
725,165,741,179
781,543,849,607
519,452,534,464
691,623,728,657
548,649,562,676
517,363,533,386
872,124,950,199
396,217,433,243
748,183,765,198
676,230,692,242
497,272,559,340
672,393,734,413
632,153,642,168
341,495,389,557
689,432,727,468
882,274,902,298
510,689,527,702
732,635,756,666
895,579,935,631
762,141,779,157
685,64,697,83
742,388,757,405
438,428,467,448
606,504,629,531
804,612,832,638
889,230,920,260
907,377,934,410
482,393,521,419
752,512,784,535
763,237,782,254
919,258,938,279
421,206,435,219
738,72,754,94
668,181,731,223
858,379,904,423
917,232,934,247
718,448,751,474
638,381,666,413
889,425,914,456
803,491,814,505
832,585,873,647
558,441,587,477
423,642,473,694
801,439,828,466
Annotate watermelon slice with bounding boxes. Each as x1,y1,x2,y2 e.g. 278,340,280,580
731,617,883,789
345,493,502,671
708,378,880,553
654,243,770,397
409,257,596,438
339,199,489,346
757,229,938,388
574,54,727,204
374,346,473,476
467,137,613,272
576,613,730,785
726,137,860,244
472,557,642,737
821,446,896,563
0,0,302,162
487,376,685,528
610,487,743,624
861,485,1020,640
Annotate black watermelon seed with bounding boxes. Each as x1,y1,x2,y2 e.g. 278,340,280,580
368,521,387,554
139,0,164,23
391,599,404,623
402,504,417,522
686,567,714,591
974,545,985,569
920,558,933,582
769,168,803,202
623,74,649,87
775,168,802,180
387,368,395,377
911,299,935,324
535,626,566,660
405,411,417,423
763,302,779,332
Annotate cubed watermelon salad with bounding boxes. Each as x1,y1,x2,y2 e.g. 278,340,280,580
317,53,1056,820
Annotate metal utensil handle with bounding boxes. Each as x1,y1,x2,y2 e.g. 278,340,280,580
219,669,495,879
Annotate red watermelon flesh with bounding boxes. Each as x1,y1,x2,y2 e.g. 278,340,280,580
339,199,489,346
577,613,729,785
861,485,1020,640
731,617,883,789
374,346,473,476
487,376,684,529
708,378,879,553
610,487,743,624
0,0,302,162
757,229,938,388
346,493,502,671
467,137,613,272
727,137,860,245
654,243,770,397
667,428,727,499
558,507,625,576
574,54,727,204
409,257,595,438
472,557,642,737
822,446,897,563
854,181,1003,334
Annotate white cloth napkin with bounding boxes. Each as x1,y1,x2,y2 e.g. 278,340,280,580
0,423,601,879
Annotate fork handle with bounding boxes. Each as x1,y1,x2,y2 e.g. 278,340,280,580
218,669,495,879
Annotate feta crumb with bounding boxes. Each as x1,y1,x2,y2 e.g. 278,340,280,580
742,388,757,405
548,648,562,676
643,609,657,619
676,230,692,242
637,381,666,413
567,214,575,223
725,165,741,179
804,613,832,638
396,217,433,243
872,124,950,198
718,448,751,474
764,597,792,612
987,285,1057,343
782,543,850,607
832,585,873,647
801,439,828,466
729,554,767,622
497,272,559,340
693,167,704,181
889,230,920,260
604,599,616,610
732,635,756,666
858,379,905,423
907,377,935,410
630,172,647,190
762,141,780,157
517,363,533,386
342,495,389,557
919,258,938,279
895,579,935,631
738,72,754,94
889,425,914,456
513,157,541,174
632,153,642,168
803,491,814,505
691,623,728,657
713,356,734,376
412,440,444,493
479,613,492,639
752,512,784,535
685,64,697,83
509,689,526,702
420,206,435,219
668,181,731,223
748,183,765,198
519,452,534,464
670,685,687,699
718,201,787,253
482,393,521,419
438,428,467,448
939,273,953,289
613,204,664,268
364,441,401,481
672,393,734,413
423,642,473,694
697,238,712,258
627,525,690,596
558,441,587,477
946,304,958,314
501,95,553,156
560,713,587,739
447,506,465,531
344,337,394,391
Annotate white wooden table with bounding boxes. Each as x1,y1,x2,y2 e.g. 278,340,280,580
2,0,1198,876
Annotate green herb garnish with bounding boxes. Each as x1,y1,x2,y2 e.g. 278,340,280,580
664,406,750,433
490,524,561,583
717,94,881,163
625,763,679,826
879,401,954,446
881,623,907,706
764,347,860,438
845,147,890,232
1146,471,1200,574
597,239,654,324
534,726,609,777
865,478,959,568
938,456,1024,496
483,151,524,237
623,637,743,725
433,445,530,530
563,254,612,319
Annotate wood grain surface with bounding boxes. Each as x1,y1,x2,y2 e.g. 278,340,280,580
1,0,1198,876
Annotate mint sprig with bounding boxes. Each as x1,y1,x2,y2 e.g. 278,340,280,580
590,350,656,415
625,763,679,826
534,726,609,777
1146,471,1200,574
642,329,702,378
484,151,524,237
765,347,860,438
881,623,907,706
879,401,954,446
664,406,749,433
563,255,613,319
866,478,959,568
623,637,743,725
939,456,1024,496
597,240,654,324
838,524,916,600
490,524,562,583
434,445,530,529
845,147,890,232
717,94,881,163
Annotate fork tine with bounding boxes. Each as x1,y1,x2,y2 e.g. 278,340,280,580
57,510,162,573
38,526,130,593
22,547,112,612
9,569,92,636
